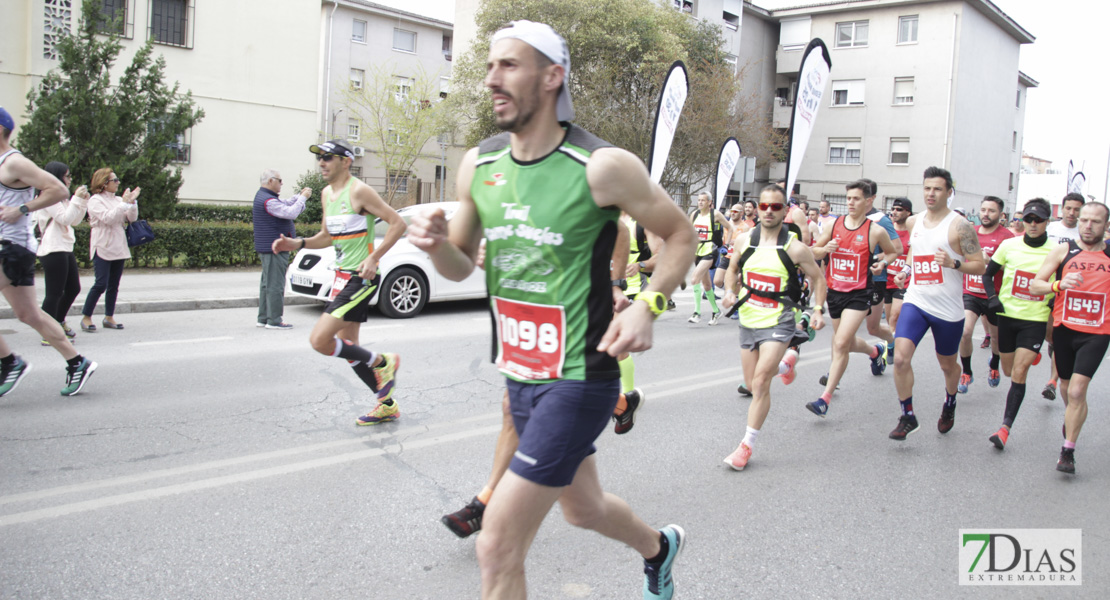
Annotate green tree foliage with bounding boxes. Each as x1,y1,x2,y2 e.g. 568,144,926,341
340,64,454,206
16,0,204,219
448,0,782,195
294,169,327,224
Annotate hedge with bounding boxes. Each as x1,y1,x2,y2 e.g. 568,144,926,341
169,200,321,225
71,221,321,269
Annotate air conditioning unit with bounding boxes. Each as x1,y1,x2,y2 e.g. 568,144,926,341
353,146,365,157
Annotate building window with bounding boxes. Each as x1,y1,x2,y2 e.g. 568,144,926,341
43,0,72,60
1013,131,1018,151
828,139,861,165
889,138,910,165
393,28,416,53
822,194,848,214
350,68,364,91
169,128,191,164
723,11,739,30
350,166,362,178
443,34,452,61
388,127,405,146
835,20,868,48
671,0,695,14
898,15,918,44
830,80,865,106
149,0,191,48
1009,172,1014,191
394,76,413,101
893,77,914,105
1016,88,1022,108
352,20,366,43
724,54,738,69
347,118,360,142
98,0,133,38
439,76,451,98
388,170,410,194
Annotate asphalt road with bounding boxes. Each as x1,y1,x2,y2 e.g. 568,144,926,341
0,293,1105,599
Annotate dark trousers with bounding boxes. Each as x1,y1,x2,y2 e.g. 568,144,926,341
82,254,126,317
39,251,81,322
258,251,290,325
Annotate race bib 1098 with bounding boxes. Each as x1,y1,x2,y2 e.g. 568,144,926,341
492,296,567,380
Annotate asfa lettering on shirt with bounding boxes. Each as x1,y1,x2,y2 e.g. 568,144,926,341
484,224,565,247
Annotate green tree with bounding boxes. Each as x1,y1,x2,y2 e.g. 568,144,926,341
448,0,781,197
294,169,326,225
17,0,204,219
341,64,454,207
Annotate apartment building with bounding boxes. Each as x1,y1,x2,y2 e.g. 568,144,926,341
320,0,462,205
2,1,320,204
767,0,1035,214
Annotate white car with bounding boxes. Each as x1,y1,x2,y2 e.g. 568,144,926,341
285,201,486,318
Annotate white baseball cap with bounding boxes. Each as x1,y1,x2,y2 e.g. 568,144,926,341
491,20,575,123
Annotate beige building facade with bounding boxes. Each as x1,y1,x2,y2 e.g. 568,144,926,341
3,0,321,205
320,0,463,206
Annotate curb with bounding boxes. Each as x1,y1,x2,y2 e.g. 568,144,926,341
0,295,321,320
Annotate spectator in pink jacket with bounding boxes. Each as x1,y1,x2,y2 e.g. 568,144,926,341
35,161,88,344
79,167,139,332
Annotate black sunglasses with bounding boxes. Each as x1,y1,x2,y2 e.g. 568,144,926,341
1023,215,1045,224
318,154,340,162
109,177,121,183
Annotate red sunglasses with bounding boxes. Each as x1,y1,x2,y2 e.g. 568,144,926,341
759,202,785,211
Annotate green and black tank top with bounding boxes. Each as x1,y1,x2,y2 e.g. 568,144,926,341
473,124,620,383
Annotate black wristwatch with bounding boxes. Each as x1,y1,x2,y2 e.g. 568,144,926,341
638,261,647,270
18,204,29,215
953,259,962,270
611,278,628,291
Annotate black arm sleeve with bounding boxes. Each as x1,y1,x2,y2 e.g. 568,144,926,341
982,259,1002,300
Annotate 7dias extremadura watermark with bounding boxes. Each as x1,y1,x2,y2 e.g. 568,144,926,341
959,529,1081,586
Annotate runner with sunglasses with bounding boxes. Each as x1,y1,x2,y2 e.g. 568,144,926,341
272,140,407,425
1028,202,1110,474
723,185,827,469
883,198,913,334
807,180,900,417
956,196,1014,393
888,167,986,441
981,198,1054,450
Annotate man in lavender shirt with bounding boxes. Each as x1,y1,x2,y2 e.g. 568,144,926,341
253,169,311,329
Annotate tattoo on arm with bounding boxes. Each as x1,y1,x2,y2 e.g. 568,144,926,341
957,220,981,256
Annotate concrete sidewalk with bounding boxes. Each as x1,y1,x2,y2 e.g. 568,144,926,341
0,268,318,320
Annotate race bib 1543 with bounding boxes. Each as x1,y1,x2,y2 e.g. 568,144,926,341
1062,289,1106,328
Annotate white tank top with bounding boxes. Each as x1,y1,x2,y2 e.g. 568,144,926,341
0,150,38,252
903,210,963,321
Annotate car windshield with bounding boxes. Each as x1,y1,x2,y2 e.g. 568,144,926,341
373,206,454,238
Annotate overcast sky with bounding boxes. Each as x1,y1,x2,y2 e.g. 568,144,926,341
379,0,1109,198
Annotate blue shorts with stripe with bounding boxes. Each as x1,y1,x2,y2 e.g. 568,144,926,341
506,378,620,487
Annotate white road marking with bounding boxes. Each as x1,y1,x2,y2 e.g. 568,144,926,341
0,424,503,527
131,337,234,347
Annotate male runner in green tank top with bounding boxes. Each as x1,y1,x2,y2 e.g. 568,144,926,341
407,21,695,600
723,184,826,470
272,139,406,426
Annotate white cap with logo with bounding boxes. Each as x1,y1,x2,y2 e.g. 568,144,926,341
491,20,575,123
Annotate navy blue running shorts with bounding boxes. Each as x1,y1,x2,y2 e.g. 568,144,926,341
894,302,963,356
506,378,620,487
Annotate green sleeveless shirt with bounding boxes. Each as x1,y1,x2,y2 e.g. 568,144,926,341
324,177,375,272
473,124,620,383
737,231,798,328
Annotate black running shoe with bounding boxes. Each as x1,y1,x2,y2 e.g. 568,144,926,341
614,388,644,435
819,373,829,386
938,404,955,434
1056,447,1076,474
1042,383,1057,401
441,497,486,538
737,383,752,396
889,415,920,440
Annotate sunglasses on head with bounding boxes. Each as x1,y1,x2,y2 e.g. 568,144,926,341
759,202,785,211
1023,215,1045,224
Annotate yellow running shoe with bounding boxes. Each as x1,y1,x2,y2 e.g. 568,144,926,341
357,401,399,426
